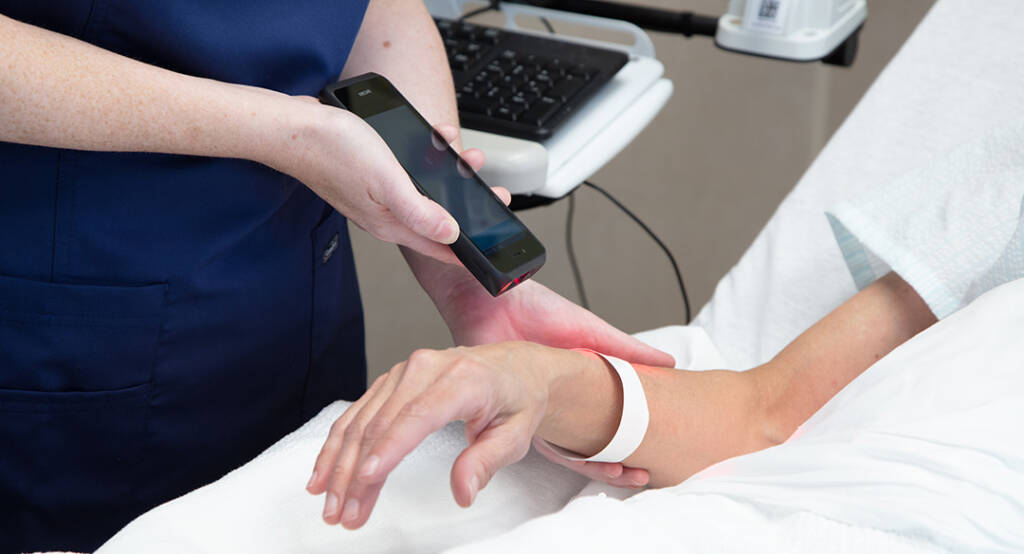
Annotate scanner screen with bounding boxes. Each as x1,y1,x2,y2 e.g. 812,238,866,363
364,106,525,255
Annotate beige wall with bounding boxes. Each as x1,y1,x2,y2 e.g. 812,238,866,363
353,0,936,379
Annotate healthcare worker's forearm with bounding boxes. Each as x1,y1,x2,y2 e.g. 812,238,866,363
341,0,481,297
342,0,459,142
0,13,320,166
538,272,937,487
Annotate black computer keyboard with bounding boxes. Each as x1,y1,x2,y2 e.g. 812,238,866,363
437,17,629,141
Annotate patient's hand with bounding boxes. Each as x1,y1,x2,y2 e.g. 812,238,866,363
306,342,595,529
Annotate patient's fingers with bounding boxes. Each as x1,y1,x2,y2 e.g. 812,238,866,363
338,479,387,530
333,352,463,526
321,370,400,524
308,374,388,495
450,416,535,507
356,383,480,491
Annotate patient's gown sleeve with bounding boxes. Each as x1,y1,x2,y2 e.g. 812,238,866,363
825,121,1024,319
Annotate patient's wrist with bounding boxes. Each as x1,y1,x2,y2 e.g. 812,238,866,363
536,349,624,458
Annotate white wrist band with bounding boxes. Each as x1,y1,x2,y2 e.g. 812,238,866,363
542,350,650,463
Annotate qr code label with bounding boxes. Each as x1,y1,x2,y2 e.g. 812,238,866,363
758,0,780,19
744,0,789,33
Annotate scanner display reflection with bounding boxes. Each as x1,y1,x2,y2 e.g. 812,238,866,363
365,106,525,255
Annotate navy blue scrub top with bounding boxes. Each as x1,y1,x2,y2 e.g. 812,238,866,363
0,2,370,551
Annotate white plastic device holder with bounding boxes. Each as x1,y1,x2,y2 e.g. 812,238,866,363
716,0,867,62
424,0,674,198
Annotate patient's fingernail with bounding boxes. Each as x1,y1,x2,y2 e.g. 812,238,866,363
324,492,340,520
307,469,318,490
359,455,380,478
342,498,360,523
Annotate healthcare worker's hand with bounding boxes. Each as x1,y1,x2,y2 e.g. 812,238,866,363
402,124,662,488
307,342,593,529
402,125,672,369
266,99,474,263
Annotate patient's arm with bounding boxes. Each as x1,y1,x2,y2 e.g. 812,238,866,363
584,271,939,485
311,272,936,528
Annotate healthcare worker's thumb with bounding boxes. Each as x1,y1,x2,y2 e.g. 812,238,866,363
385,180,460,244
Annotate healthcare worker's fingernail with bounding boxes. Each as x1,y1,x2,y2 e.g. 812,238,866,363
307,469,318,490
324,492,340,520
341,498,360,524
359,455,380,479
467,475,479,505
441,219,459,243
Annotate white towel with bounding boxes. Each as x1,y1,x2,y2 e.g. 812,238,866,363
97,326,724,554
827,121,1024,318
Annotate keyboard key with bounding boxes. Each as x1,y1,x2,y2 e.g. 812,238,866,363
451,53,471,71
484,62,505,76
547,76,585,102
521,96,562,126
518,89,540,103
456,22,477,39
494,105,525,121
508,94,530,108
569,63,595,80
544,59,565,76
459,96,495,116
481,28,501,43
525,54,545,69
434,15,630,139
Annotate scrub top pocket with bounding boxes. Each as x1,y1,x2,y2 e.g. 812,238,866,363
0,274,166,552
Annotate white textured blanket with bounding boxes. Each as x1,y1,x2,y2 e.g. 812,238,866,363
97,326,714,553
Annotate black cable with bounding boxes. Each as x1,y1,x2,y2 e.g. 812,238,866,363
565,191,590,309
508,1,718,37
582,180,691,324
539,15,556,33
459,0,502,21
